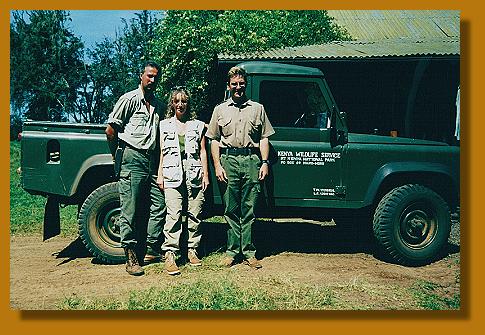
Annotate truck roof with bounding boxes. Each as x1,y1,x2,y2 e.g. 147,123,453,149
237,61,324,77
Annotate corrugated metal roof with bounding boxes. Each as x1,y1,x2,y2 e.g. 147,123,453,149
218,38,460,61
327,10,460,40
218,10,460,61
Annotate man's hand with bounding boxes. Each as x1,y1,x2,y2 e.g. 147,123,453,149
105,124,118,157
215,164,228,183
259,163,269,181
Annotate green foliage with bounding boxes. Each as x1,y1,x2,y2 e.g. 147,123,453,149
10,142,78,236
10,10,163,125
152,10,351,118
79,11,163,123
10,10,349,125
10,111,23,140
411,280,460,310
10,11,85,122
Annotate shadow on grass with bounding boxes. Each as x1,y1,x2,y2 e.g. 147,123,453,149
199,219,376,259
200,218,460,261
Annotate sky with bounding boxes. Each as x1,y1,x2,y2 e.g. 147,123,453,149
10,10,150,50
67,10,142,49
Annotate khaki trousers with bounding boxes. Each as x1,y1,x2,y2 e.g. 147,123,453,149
162,171,204,254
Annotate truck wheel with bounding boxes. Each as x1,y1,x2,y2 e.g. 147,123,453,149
78,182,124,264
373,184,451,266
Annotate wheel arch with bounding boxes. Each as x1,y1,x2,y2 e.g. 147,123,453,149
363,162,459,210
70,155,115,205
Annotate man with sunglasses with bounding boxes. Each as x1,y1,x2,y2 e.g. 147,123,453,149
206,66,274,269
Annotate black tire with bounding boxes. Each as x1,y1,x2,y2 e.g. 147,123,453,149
78,182,124,264
373,184,451,266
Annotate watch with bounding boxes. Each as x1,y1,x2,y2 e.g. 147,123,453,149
261,160,270,165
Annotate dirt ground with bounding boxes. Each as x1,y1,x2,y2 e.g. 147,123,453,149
9,218,461,310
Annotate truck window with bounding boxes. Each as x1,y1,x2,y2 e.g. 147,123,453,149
259,80,329,128
46,139,60,164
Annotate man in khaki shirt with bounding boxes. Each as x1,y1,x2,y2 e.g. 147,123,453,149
105,61,166,276
206,66,274,269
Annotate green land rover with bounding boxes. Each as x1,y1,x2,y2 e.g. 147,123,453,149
19,61,460,266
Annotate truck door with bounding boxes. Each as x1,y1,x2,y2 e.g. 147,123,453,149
254,77,346,207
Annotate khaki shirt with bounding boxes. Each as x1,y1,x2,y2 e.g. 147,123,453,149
206,98,275,148
107,86,163,150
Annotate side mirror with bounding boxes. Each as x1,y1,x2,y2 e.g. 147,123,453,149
329,107,348,147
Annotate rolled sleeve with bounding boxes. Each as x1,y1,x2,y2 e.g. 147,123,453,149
260,105,275,139
107,95,132,129
205,107,221,140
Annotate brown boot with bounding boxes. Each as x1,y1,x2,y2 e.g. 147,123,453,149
124,248,145,276
164,251,180,275
188,248,202,266
220,256,235,268
244,257,262,269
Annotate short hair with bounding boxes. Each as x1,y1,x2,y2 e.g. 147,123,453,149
227,66,247,84
141,60,161,74
165,88,193,120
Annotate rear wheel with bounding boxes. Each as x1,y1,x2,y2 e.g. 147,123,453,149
78,182,124,264
373,184,451,266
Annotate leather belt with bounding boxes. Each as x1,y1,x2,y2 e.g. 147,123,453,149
124,142,154,156
220,147,259,156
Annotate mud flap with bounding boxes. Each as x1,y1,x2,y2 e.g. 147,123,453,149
43,196,60,241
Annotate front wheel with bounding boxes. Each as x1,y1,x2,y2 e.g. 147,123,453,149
78,182,124,264
373,184,451,266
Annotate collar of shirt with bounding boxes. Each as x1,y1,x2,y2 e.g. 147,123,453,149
138,85,159,111
137,86,149,105
228,97,251,108
136,86,145,100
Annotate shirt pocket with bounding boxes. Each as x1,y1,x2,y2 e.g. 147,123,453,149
162,131,177,151
162,153,181,183
161,146,179,160
129,113,149,137
218,116,233,138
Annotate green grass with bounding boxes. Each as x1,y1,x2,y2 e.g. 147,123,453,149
58,276,335,310
411,280,460,310
58,252,336,310
10,141,78,236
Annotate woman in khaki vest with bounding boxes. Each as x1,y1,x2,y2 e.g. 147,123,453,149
157,88,209,275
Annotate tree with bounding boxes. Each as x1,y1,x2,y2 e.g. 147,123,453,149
10,11,85,122
77,10,162,123
73,39,117,123
151,10,350,119
10,10,348,128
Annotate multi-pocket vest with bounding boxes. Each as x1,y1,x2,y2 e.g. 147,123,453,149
160,117,205,188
